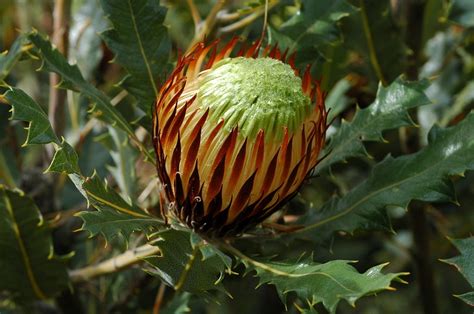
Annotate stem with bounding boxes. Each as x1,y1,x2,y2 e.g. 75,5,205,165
409,203,439,314
48,0,71,138
402,0,438,312
187,0,229,52
152,282,167,314
218,2,278,35
359,0,387,86
174,244,199,292
186,0,202,32
69,244,160,283
405,0,425,80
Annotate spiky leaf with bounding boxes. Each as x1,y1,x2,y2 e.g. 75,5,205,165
316,78,430,172
4,87,59,145
272,0,356,64
0,186,69,301
145,229,230,294
4,87,159,243
77,208,161,243
442,237,474,306
242,256,404,313
299,112,474,242
100,0,170,113
161,292,191,314
81,174,148,217
46,140,81,174
0,35,28,83
27,31,137,137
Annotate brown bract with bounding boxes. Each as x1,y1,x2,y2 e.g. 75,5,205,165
152,38,327,237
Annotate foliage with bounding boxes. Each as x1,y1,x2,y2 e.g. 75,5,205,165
0,0,473,313
236,253,406,313
0,186,69,301
442,237,474,306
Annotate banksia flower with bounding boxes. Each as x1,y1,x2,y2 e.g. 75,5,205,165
153,39,327,237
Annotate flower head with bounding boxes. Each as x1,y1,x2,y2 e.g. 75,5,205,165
153,39,327,237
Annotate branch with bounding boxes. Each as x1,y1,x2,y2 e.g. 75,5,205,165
217,1,278,35
69,244,160,283
48,0,71,138
152,282,167,314
187,0,229,52
186,0,202,32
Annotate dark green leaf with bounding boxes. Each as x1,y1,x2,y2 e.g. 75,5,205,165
71,172,162,244
27,31,136,137
145,229,230,294
81,173,150,218
46,140,81,174
161,292,191,314
0,186,69,301
272,0,356,64
3,87,60,145
4,87,158,244
339,0,407,84
77,208,161,243
457,292,474,307
316,78,430,172
0,35,27,83
100,0,170,113
300,112,474,242
449,0,474,27
442,237,474,306
242,255,404,313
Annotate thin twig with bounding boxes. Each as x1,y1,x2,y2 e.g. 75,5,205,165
186,0,201,32
217,11,241,22
69,244,161,283
152,282,167,314
187,0,229,52
218,2,278,35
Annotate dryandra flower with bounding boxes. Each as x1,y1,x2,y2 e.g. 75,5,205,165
153,38,327,237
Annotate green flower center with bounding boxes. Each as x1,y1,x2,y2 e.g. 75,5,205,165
197,57,312,140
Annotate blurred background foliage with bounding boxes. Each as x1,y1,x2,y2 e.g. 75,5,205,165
0,0,473,313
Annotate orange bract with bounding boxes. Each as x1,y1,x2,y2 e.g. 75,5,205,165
153,38,327,237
